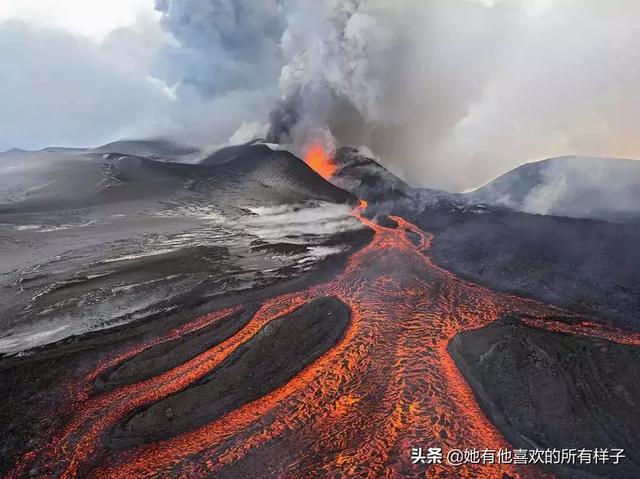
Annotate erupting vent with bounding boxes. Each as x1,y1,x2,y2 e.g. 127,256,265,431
304,143,337,180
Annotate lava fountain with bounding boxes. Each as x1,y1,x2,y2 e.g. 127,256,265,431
304,142,337,180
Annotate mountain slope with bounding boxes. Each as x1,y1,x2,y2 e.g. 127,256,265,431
471,156,640,222
0,144,356,213
332,146,409,201
93,139,199,160
202,142,357,205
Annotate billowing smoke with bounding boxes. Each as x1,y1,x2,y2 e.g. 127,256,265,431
150,0,285,146
154,0,283,95
269,0,395,148
518,157,640,219
154,0,398,156
154,0,640,191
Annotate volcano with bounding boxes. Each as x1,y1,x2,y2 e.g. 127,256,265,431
470,156,640,222
1,142,640,478
332,146,409,201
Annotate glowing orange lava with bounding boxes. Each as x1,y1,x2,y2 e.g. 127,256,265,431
8,201,640,479
304,142,337,180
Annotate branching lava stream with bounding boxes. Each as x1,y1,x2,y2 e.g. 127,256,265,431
8,200,640,479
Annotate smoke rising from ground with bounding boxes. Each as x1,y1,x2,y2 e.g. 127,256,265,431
489,157,640,220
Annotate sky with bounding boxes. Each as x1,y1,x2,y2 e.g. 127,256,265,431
1,0,639,191
0,0,155,39
0,0,174,151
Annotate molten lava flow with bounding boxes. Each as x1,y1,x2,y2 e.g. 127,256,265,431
9,201,640,479
304,142,337,180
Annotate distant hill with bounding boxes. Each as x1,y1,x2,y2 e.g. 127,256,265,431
93,139,200,160
0,148,32,157
1,139,198,160
470,156,640,222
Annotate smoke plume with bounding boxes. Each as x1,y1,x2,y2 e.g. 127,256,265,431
154,0,640,191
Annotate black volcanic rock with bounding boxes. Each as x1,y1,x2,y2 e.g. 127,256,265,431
420,207,640,329
94,305,259,392
470,156,640,222
332,147,409,201
374,215,399,229
449,315,640,478
109,296,351,448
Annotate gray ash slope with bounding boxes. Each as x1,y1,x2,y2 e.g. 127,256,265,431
0,141,355,214
470,156,640,222
0,140,370,474
0,142,362,355
92,139,200,160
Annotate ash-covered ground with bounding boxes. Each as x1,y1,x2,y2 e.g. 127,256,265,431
0,142,361,355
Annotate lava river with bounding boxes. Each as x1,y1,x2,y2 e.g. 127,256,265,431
8,201,640,479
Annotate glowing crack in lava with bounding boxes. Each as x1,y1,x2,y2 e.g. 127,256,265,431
9,202,640,479
304,142,337,180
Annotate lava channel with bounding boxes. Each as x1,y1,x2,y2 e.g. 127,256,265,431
8,201,640,479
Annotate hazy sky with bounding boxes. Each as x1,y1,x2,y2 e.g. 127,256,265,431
0,0,172,150
0,0,154,38
1,0,639,191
